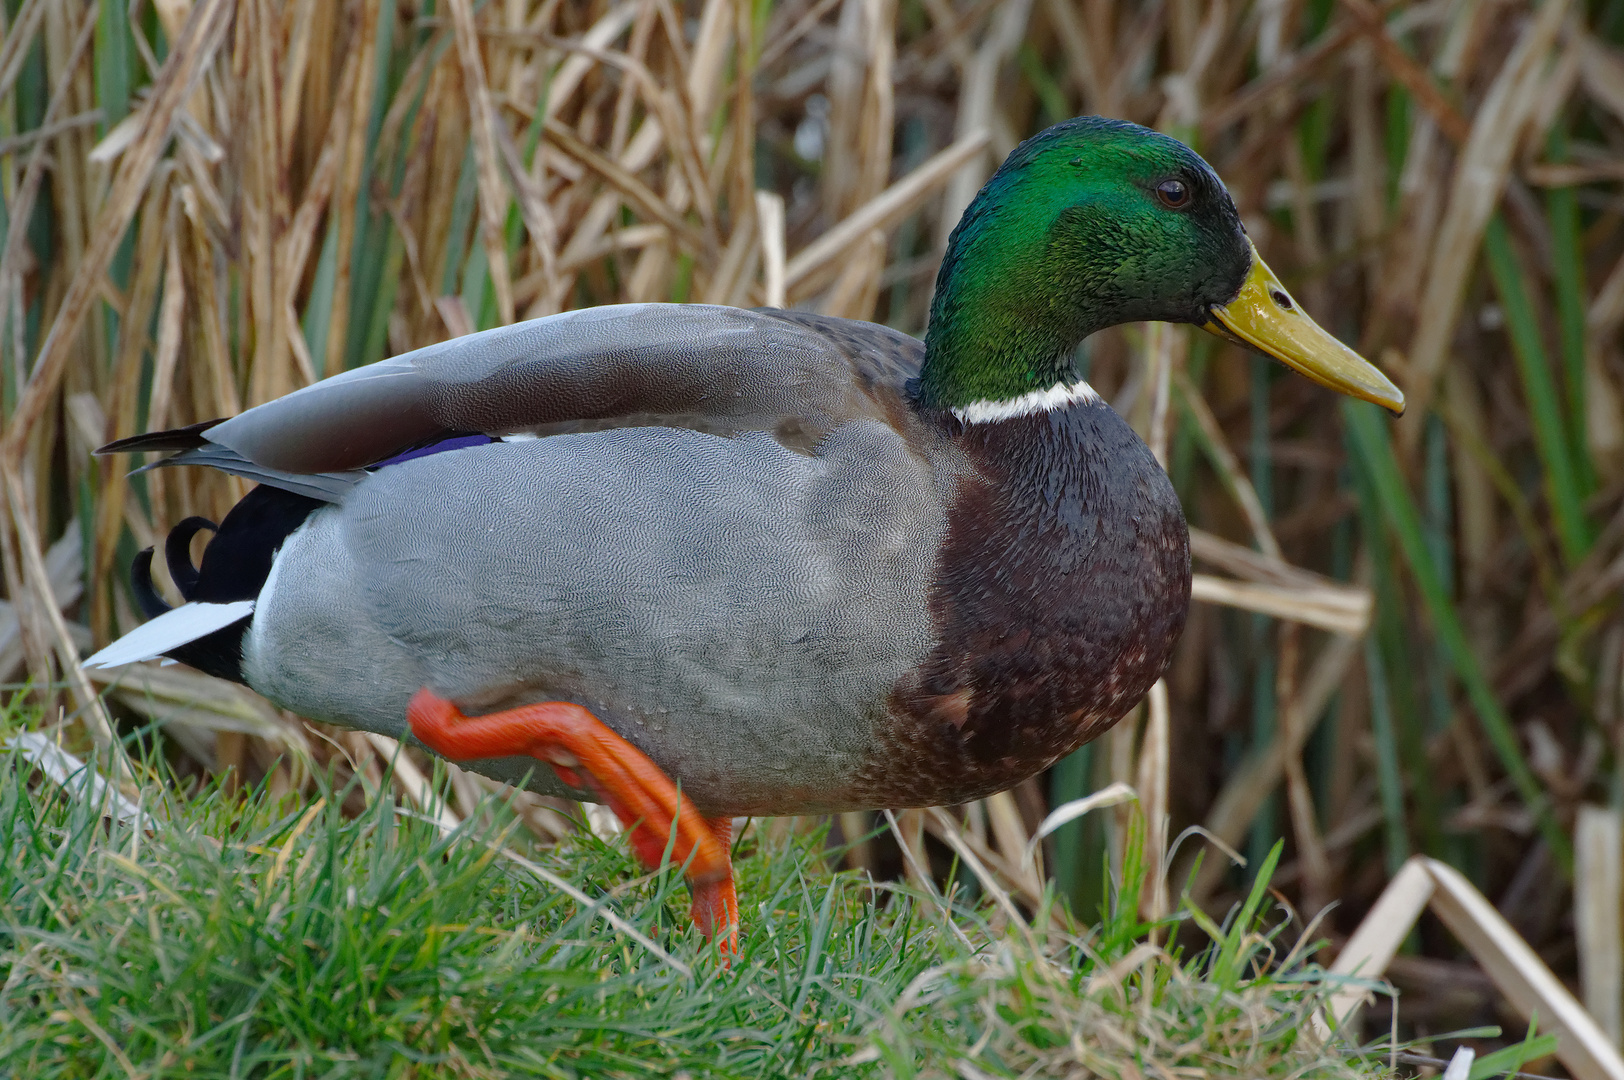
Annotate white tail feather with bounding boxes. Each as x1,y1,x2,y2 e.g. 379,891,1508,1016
82,601,255,669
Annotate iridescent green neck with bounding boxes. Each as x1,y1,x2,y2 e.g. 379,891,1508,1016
916,213,1091,410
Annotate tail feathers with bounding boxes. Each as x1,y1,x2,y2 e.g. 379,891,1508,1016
132,443,364,503
99,424,486,684
83,601,255,670
96,418,224,455
131,549,170,618
164,517,218,597
99,485,324,683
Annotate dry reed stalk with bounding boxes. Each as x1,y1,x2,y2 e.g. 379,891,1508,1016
0,5,99,701
89,182,167,640
0,0,51,108
756,190,787,308
1278,621,1332,915
1576,804,1623,1046
1190,575,1372,636
784,128,990,298
1192,629,1364,900
1328,856,1624,1080
1134,679,1170,924
0,530,85,683
1401,0,1568,434
934,0,1030,253
1174,367,1283,560
319,0,377,378
821,228,885,319
87,661,311,766
5,0,211,757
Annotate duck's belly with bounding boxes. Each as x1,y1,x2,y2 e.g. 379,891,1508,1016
242,424,948,815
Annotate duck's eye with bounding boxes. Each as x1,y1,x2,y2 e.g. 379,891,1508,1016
1155,179,1190,208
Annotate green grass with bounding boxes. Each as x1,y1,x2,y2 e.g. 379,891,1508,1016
0,732,1397,1080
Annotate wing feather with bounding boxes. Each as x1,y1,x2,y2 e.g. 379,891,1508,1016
96,304,925,494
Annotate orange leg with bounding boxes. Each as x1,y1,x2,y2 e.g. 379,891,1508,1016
693,816,739,944
407,688,738,953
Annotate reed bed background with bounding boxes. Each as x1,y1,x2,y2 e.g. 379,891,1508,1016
3,0,1623,1060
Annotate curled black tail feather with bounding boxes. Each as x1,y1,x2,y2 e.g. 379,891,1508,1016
164,517,217,599
131,549,171,619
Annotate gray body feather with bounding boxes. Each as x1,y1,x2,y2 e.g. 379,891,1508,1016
222,305,956,815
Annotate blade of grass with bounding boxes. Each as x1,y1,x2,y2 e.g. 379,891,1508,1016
1048,744,1107,916
1423,414,1473,871
93,0,131,131
1467,1032,1560,1080
1364,635,1411,876
1483,213,1590,566
1211,839,1283,993
1369,414,1442,860
1344,400,1572,871
1544,124,1596,496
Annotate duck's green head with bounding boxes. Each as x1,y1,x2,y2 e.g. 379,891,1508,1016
918,117,1403,416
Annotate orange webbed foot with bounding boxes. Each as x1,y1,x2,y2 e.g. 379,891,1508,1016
407,688,739,953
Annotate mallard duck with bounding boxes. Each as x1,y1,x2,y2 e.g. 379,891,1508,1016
86,117,1402,950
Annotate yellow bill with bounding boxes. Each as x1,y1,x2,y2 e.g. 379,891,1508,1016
1202,240,1405,415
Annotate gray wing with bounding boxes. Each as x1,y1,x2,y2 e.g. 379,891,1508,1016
164,305,922,477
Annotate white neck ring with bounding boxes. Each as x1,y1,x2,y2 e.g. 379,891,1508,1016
950,379,1102,425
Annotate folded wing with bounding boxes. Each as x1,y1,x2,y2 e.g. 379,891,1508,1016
101,305,923,484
